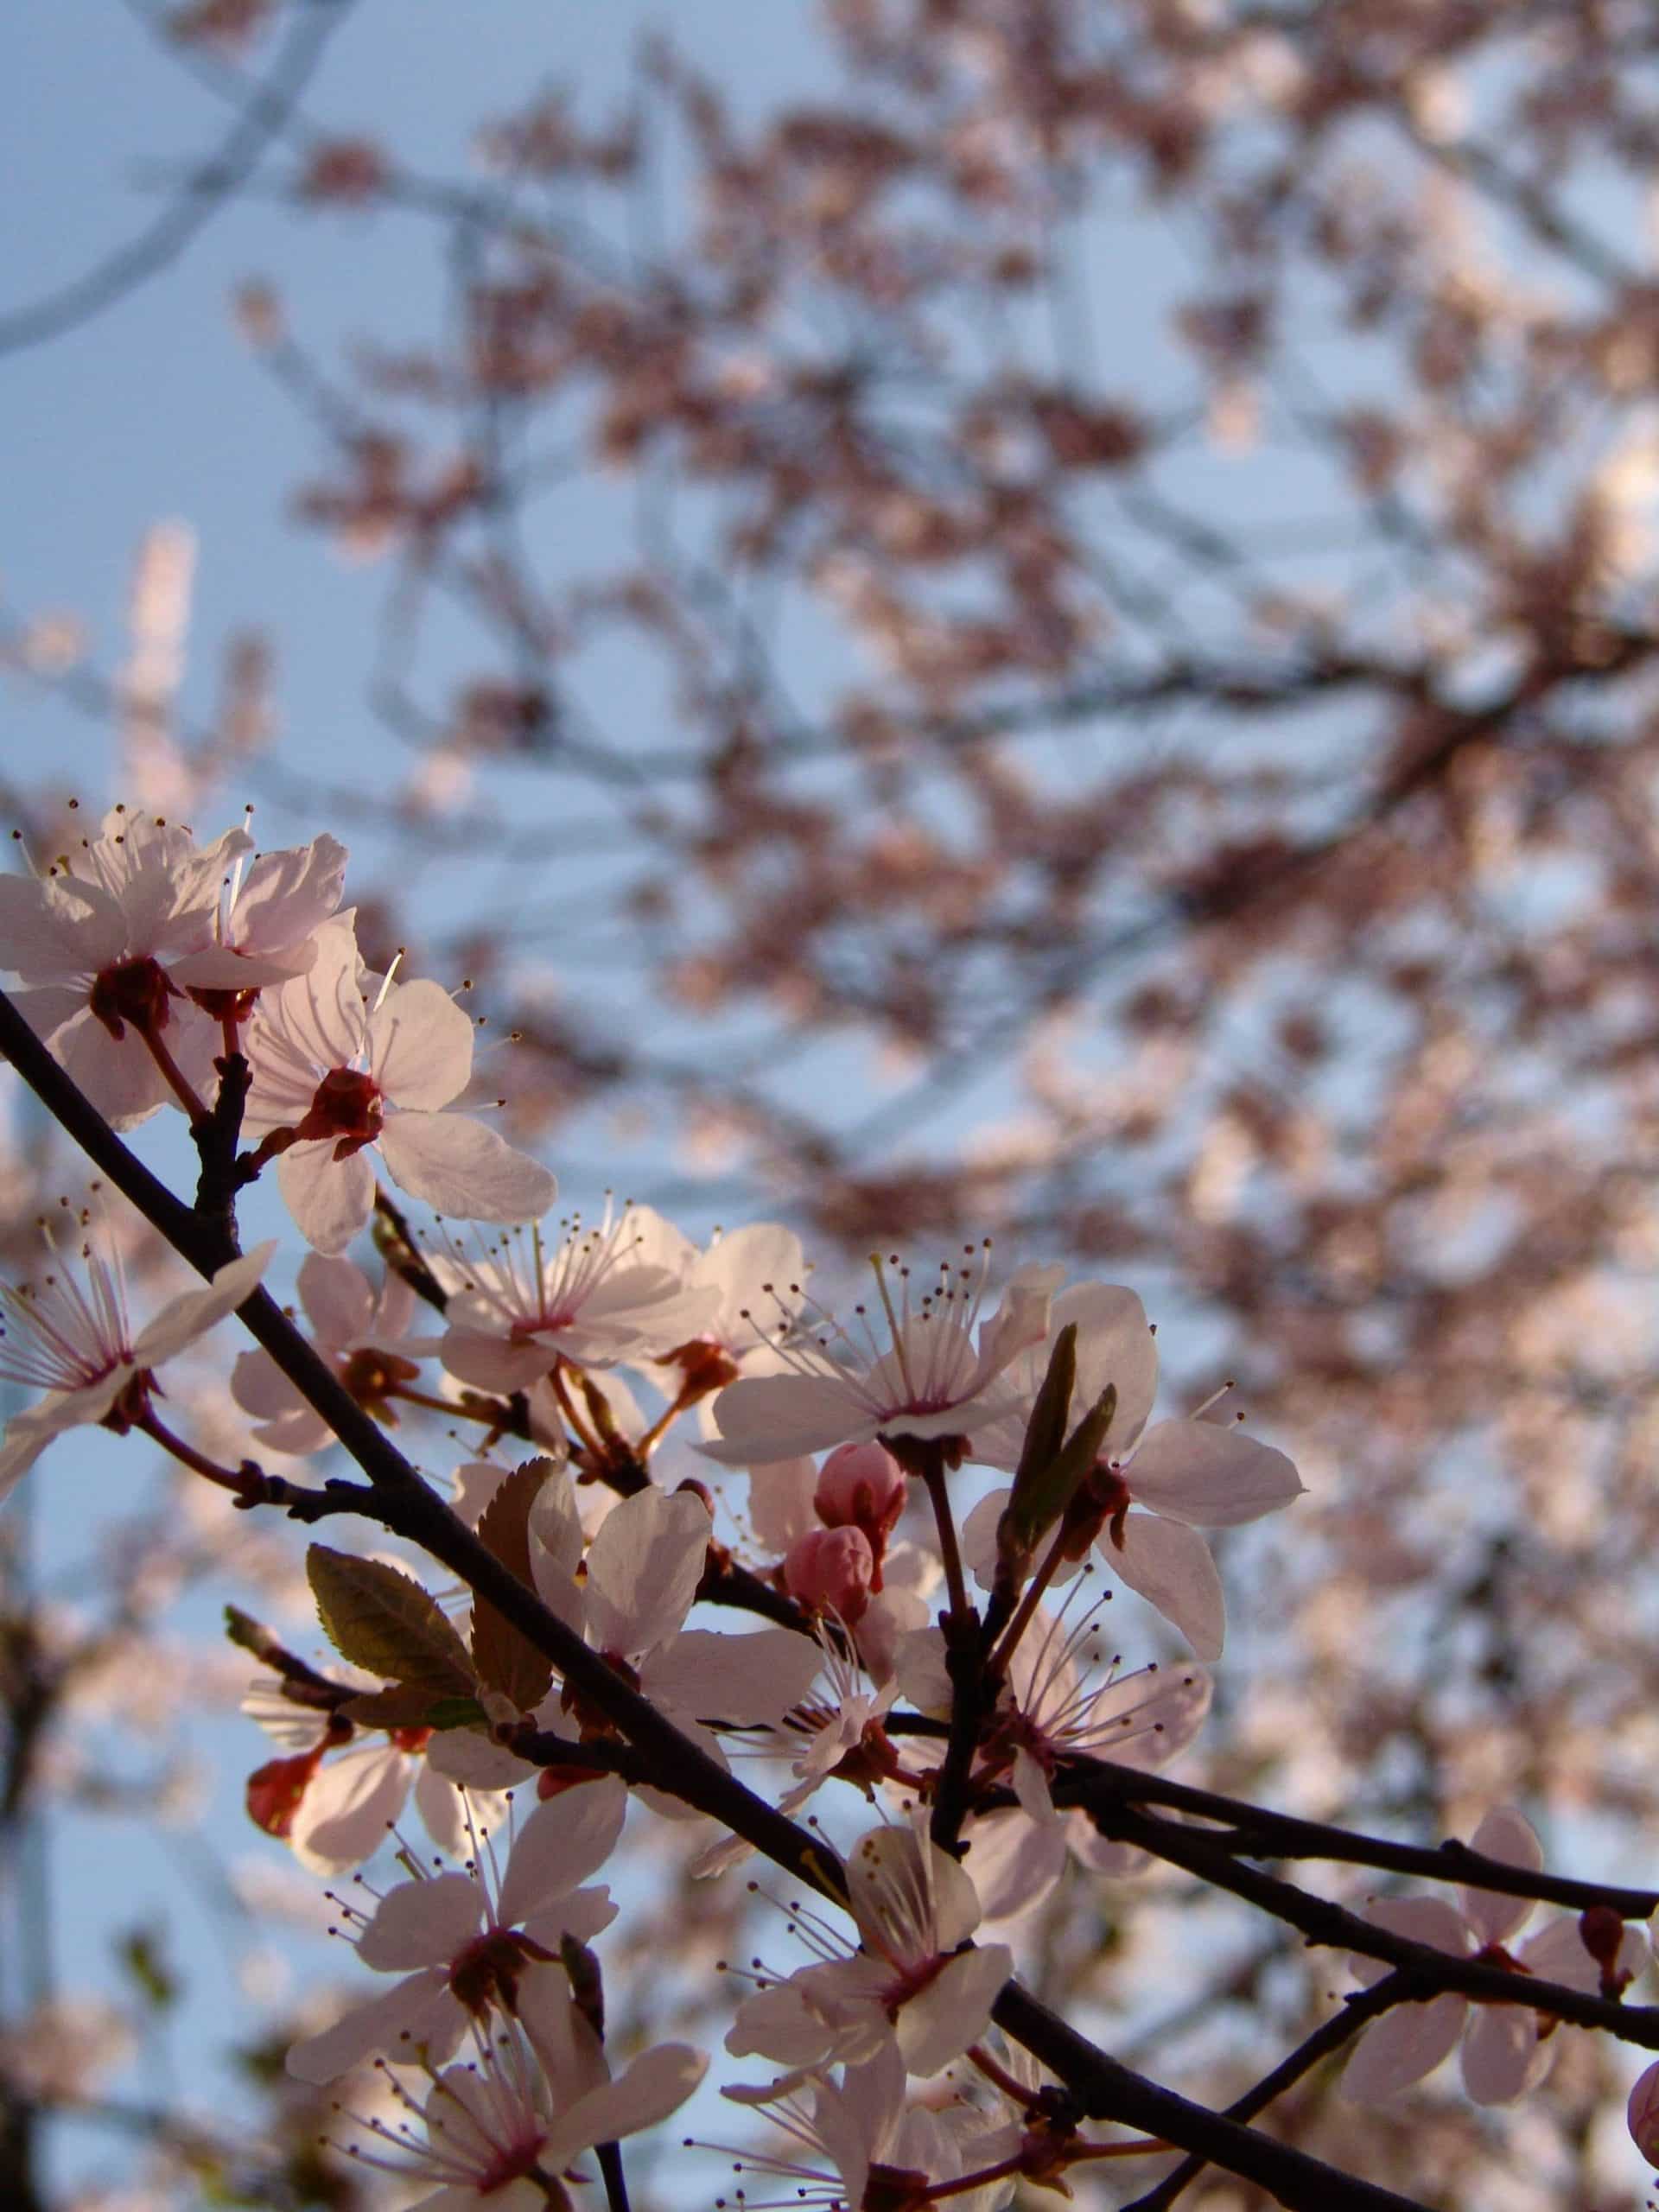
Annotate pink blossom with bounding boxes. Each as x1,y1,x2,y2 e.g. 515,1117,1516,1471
719,2039,1020,2212
338,1966,705,2211
703,1250,1062,1466
232,1250,427,1454
896,1593,1210,1922
0,1205,274,1497
964,1283,1303,1660
168,830,348,991
0,806,251,1125
785,1524,877,1622
725,1819,1013,2077
435,1201,719,1391
242,912,556,1252
1342,1808,1647,2104
286,1776,626,2082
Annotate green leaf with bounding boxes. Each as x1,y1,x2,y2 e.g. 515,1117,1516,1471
470,1461,556,1713
1004,1376,1116,1560
307,1545,478,1697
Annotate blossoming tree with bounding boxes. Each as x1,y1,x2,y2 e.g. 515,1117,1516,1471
8,3,1659,2208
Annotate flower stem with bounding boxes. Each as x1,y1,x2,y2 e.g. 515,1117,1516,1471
986,1520,1073,1681
137,1409,257,1497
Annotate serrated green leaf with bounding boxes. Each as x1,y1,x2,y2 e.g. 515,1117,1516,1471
307,1545,478,1697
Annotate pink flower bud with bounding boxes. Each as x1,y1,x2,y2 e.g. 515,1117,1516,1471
784,1524,875,1624
814,1442,906,1589
1630,2060,1659,2163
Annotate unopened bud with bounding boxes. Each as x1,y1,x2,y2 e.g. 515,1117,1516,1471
814,1442,906,1589
784,1525,875,1624
1630,2058,1659,2162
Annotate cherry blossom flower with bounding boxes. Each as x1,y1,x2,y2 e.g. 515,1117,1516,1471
0,1202,274,1497
287,1777,626,2082
242,912,556,1252
232,1250,428,1454
338,1965,705,2211
435,1201,718,1392
703,1249,1062,1466
725,1819,1014,2076
895,1589,1211,1921
633,1217,810,1414
715,2041,1020,2212
168,830,348,992
431,1471,823,1802
963,1283,1303,1659
242,1675,492,1878
1341,1808,1646,2104
0,805,251,1125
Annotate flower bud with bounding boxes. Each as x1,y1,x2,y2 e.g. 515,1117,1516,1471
814,1442,906,1589
1630,2059,1659,2163
784,1524,875,1624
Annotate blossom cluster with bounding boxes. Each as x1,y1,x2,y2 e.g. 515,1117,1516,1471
2,809,1649,2209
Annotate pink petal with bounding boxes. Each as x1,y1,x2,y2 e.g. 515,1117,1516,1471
297,1252,376,1345
1106,1513,1225,1660
1124,1420,1304,1527
1460,2002,1542,2105
1341,1995,1467,2101
496,1777,627,1927
132,1243,274,1365
1062,1282,1160,1447
368,979,474,1109
358,1872,480,1969
548,2041,708,2164
1352,1894,1470,1987
746,1456,821,1551
962,1486,1011,1590
285,1967,456,2084
54,1007,173,1128
1459,1808,1543,1945
703,1370,869,1465
898,1944,1012,2075
583,1487,710,1656
644,1628,822,1727
277,1141,375,1255
289,1745,413,1875
957,1810,1067,1923
378,1110,556,1224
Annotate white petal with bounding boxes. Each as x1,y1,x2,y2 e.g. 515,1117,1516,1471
547,2042,709,2162
703,1370,866,1465
1062,1282,1160,1446
378,1110,556,1225
277,1141,375,1255
1341,1996,1466,2101
644,1628,821,1727
424,1732,534,1792
297,1251,376,1346
582,1488,710,1656
133,1243,275,1365
358,1872,480,1969
747,1456,821,1551
957,1811,1067,1924
1459,1808,1542,1945
1106,1514,1225,1661
1124,1421,1304,1527
962,1486,1011,1590
368,979,474,1109
898,1944,1012,2075
1462,2003,1544,2104
289,1745,413,1875
496,1777,627,1928
285,1968,457,2084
